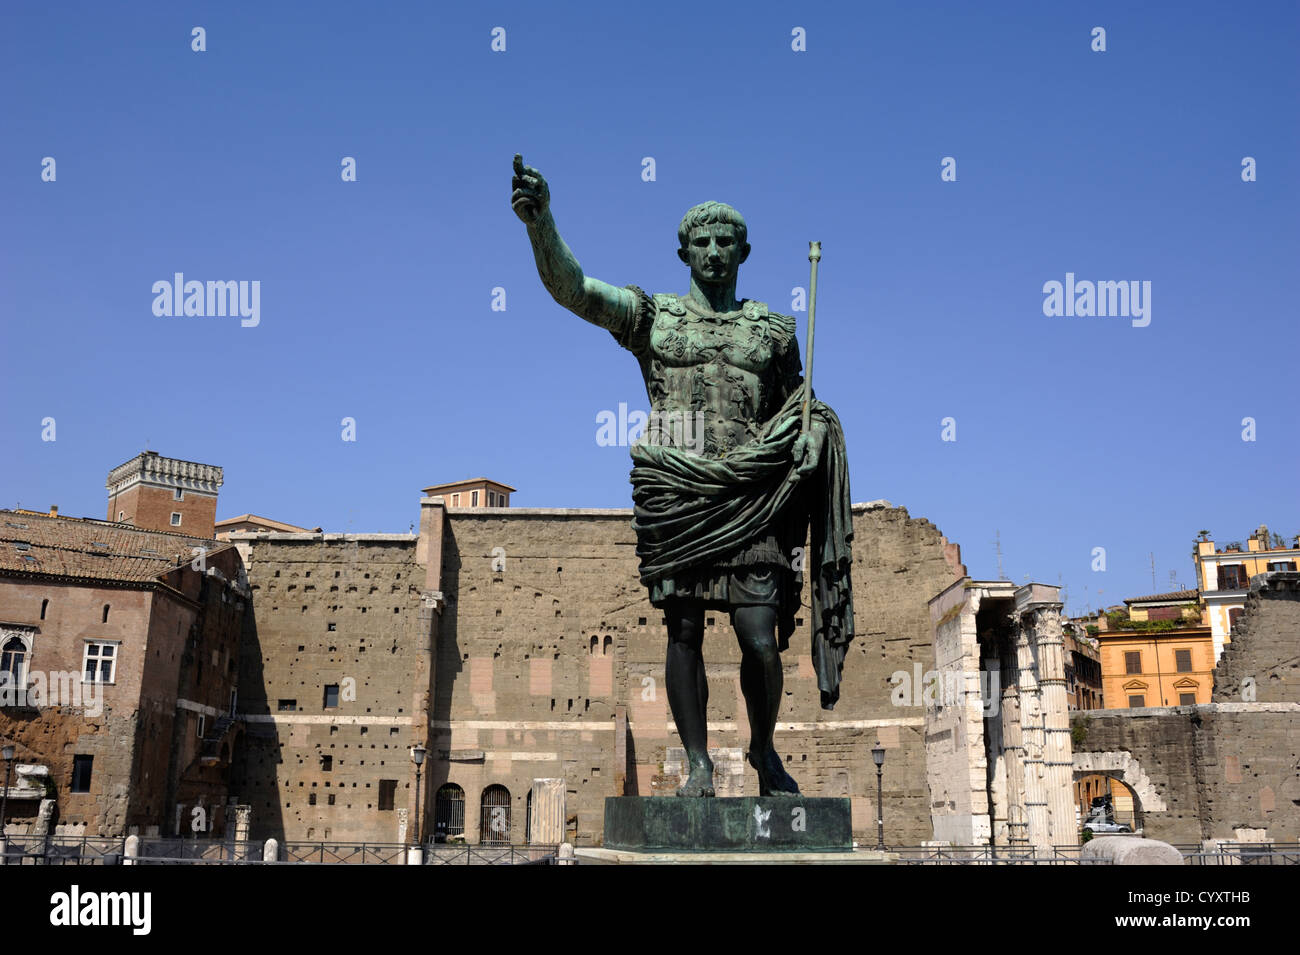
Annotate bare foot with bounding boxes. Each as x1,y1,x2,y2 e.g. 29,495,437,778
748,748,801,796
676,759,716,797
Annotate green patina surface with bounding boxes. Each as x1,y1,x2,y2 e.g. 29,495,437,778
604,796,852,852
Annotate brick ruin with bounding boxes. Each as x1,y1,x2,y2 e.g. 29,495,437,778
227,497,966,846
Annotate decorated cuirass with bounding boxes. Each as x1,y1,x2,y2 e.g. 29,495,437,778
631,292,802,458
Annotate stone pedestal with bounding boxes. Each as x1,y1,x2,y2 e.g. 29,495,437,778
604,797,851,853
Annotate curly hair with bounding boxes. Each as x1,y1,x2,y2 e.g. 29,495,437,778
677,201,747,250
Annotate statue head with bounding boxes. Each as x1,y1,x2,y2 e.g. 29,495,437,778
677,201,750,287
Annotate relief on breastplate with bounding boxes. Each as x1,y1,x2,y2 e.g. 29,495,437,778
650,362,761,457
643,294,786,458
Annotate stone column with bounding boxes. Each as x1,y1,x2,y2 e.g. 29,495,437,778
1028,602,1076,847
1014,611,1049,852
982,653,1008,845
999,637,1027,848
529,778,566,845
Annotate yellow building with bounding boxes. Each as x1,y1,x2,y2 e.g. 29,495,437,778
1097,591,1214,709
1194,524,1298,662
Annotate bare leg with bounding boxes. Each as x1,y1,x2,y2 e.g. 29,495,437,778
665,600,713,796
733,605,800,796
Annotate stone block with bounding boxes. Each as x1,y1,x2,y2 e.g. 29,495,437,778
604,796,851,852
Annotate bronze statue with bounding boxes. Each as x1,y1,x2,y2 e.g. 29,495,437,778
512,155,855,797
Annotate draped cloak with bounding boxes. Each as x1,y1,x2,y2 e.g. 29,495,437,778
629,384,856,710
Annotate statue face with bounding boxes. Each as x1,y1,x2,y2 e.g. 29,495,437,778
678,223,750,286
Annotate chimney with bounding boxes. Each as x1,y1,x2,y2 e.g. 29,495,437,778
49,505,58,517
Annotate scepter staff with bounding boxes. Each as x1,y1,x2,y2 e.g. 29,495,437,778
801,241,821,435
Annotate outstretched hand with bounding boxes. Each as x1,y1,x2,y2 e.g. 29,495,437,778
512,153,550,225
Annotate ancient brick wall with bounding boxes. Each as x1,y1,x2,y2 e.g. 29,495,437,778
232,534,430,843
433,503,963,847
1212,572,1300,704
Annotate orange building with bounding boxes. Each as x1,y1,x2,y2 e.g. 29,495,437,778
420,478,515,509
1096,591,1215,709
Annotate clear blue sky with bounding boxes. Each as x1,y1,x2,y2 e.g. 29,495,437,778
2,1,1296,615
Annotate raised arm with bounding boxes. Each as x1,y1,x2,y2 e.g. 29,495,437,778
512,154,633,329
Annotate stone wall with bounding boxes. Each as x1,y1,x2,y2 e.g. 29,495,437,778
229,501,964,846
231,534,432,843
430,501,962,847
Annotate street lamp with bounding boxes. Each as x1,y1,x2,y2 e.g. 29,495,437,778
411,744,427,845
1,743,14,864
871,743,886,851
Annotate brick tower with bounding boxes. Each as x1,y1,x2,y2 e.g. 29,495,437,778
106,451,224,538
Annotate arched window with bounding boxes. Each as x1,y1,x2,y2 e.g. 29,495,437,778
602,635,613,656
102,604,110,623
433,783,465,843
480,785,511,845
40,599,49,620
589,635,598,655
2,636,28,690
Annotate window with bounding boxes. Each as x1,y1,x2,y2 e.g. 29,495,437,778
118,511,125,521
1179,693,1197,706
327,794,336,806
327,622,337,632
2,636,28,691
451,494,460,506
1217,564,1247,590
1267,561,1297,572
277,699,298,712
434,784,466,842
1228,608,1244,631
324,684,339,708
40,598,49,620
71,755,93,793
197,714,206,739
1127,695,1146,708
309,792,317,806
102,604,110,623
378,779,398,811
83,642,117,683
1175,649,1193,673
321,755,333,771
488,491,495,506
173,488,184,501
471,491,479,507
170,512,182,526
1124,652,1141,675
480,785,511,845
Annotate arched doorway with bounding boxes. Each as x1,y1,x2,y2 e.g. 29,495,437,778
480,785,511,845
433,784,465,843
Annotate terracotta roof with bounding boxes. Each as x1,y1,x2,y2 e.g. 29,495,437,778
421,478,517,494
215,514,315,533
0,510,226,583
1123,589,1199,605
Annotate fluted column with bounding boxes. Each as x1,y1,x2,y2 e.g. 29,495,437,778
1030,603,1076,847
1015,612,1050,853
